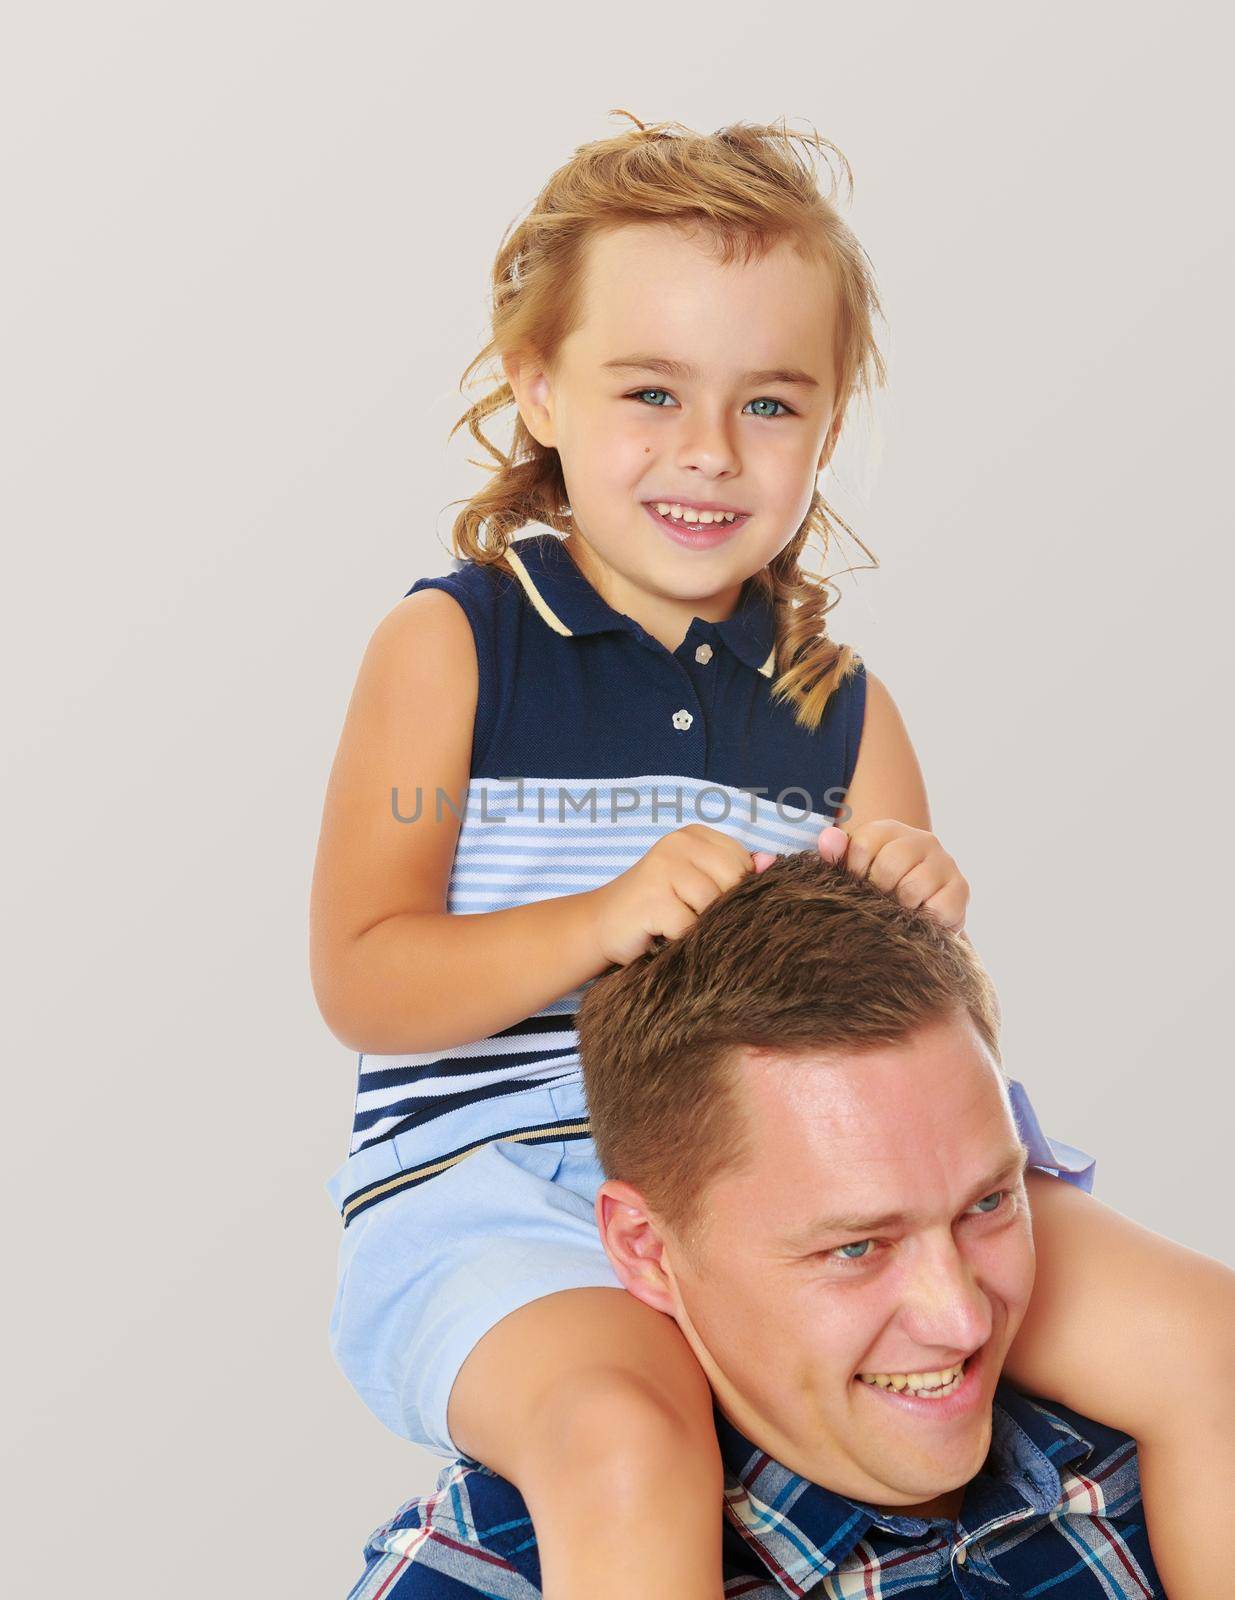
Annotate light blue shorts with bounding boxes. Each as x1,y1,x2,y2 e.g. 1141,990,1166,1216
326,1076,621,1456
325,1073,1093,1459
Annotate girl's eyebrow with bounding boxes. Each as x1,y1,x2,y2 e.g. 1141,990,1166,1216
601,354,820,389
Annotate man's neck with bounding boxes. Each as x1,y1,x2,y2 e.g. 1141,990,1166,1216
886,1485,964,1522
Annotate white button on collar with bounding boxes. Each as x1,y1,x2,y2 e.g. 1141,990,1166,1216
672,709,694,731
694,643,713,664
954,1544,968,1565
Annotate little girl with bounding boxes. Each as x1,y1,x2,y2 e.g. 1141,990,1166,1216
312,114,1233,1597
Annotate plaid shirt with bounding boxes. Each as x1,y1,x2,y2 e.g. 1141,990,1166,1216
345,1383,1163,1597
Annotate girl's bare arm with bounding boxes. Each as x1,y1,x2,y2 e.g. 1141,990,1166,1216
839,670,933,834
309,589,611,1055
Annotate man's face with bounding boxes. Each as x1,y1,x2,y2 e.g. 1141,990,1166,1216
506,222,840,616
660,1013,1035,1514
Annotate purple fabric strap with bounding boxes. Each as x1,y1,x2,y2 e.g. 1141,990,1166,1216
1006,1077,1096,1194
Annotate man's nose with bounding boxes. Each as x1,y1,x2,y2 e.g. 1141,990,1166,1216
898,1236,993,1357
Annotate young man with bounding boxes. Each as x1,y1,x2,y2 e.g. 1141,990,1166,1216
345,852,1229,1596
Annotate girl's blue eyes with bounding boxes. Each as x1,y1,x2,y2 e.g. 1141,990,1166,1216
625,388,795,419
826,1192,1010,1267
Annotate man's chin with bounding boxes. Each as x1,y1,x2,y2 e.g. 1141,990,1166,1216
849,1371,997,1506
875,1415,993,1509
771,1404,993,1513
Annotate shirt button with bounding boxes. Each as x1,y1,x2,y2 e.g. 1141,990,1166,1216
954,1545,967,1565
672,709,694,731
694,643,713,664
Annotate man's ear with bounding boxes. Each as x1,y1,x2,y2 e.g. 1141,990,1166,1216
595,1179,678,1316
501,350,558,450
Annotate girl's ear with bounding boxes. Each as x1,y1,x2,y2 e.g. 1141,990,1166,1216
818,405,846,473
503,350,557,449
595,1179,678,1315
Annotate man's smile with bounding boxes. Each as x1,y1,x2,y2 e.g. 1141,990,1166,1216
852,1340,990,1421
858,1360,966,1397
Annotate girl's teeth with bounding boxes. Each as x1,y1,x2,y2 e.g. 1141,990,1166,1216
655,503,738,524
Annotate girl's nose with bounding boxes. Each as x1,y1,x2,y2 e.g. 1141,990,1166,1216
676,413,740,475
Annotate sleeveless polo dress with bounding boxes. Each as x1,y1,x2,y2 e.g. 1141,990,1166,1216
325,528,1095,1456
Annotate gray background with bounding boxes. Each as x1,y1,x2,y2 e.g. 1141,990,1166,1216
4,3,1231,1593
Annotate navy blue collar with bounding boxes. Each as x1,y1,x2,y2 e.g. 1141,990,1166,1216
715,1382,1096,1592
502,529,777,677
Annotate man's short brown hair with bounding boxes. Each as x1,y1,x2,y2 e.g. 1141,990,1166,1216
577,849,1002,1238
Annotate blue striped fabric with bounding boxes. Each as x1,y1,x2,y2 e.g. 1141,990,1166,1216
345,1384,1164,1596
348,530,868,1156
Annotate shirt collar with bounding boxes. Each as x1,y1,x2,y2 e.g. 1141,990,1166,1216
715,1383,1097,1594
501,529,777,678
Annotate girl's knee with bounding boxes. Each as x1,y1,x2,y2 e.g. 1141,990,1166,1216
571,1358,714,1437
527,1358,721,1492
524,1364,723,1521
449,1288,716,1481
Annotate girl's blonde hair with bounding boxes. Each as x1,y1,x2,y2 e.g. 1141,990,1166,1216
446,111,888,730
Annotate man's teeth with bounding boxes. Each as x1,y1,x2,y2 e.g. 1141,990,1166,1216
654,503,740,525
857,1361,966,1398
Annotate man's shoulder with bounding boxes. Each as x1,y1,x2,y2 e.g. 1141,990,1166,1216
999,1386,1144,1516
349,1458,542,1597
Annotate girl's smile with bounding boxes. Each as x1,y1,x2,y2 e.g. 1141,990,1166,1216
642,500,752,549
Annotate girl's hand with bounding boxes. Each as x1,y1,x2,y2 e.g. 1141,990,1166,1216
814,819,970,932
585,823,763,967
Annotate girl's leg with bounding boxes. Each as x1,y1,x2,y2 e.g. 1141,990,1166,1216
447,1285,724,1599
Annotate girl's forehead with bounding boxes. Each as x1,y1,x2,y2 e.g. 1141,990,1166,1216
572,232,837,366
582,223,830,297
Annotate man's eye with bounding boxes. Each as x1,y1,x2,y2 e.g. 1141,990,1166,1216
968,1191,1006,1216
832,1239,875,1262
